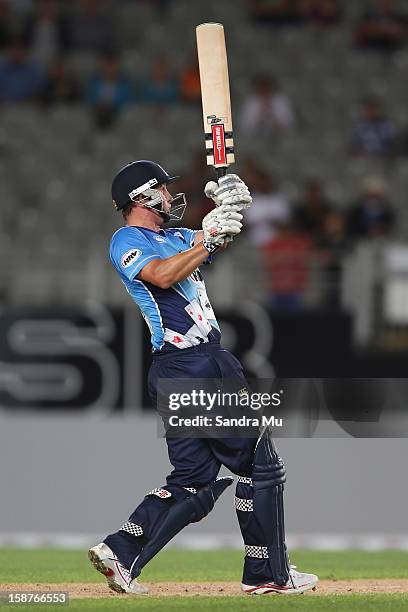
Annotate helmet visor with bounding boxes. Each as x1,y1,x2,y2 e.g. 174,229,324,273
168,193,187,221
131,187,187,223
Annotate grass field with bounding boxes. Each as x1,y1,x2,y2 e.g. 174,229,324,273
1,548,408,611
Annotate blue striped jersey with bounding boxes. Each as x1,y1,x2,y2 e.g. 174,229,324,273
109,225,221,352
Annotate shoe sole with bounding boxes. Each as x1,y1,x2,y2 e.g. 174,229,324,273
243,582,318,595
88,548,126,594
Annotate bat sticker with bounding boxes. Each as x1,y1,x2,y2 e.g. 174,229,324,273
207,114,227,125
211,124,227,165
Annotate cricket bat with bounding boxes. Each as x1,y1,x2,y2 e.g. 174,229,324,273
196,23,235,179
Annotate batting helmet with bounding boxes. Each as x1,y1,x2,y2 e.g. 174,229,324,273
111,160,179,211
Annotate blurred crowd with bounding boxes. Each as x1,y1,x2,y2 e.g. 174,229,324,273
0,0,407,137
1,0,407,155
180,154,395,311
0,0,406,145
250,0,408,57
0,0,200,128
249,0,341,28
0,0,405,311
239,76,408,158
244,166,394,310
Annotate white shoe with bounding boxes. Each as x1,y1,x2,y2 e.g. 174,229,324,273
242,566,318,595
88,543,148,595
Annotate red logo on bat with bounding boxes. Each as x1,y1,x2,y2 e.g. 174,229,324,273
211,124,226,165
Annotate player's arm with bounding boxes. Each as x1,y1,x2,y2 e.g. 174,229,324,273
140,205,243,288
194,230,204,245
139,242,210,289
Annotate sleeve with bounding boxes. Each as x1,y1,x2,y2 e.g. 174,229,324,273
110,230,161,281
175,227,198,248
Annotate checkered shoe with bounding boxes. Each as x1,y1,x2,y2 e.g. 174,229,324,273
242,566,318,595
88,543,148,595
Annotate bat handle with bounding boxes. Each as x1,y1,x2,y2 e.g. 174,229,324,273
216,167,227,179
215,167,232,244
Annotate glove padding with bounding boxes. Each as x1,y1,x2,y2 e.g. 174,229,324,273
204,174,252,210
202,206,243,253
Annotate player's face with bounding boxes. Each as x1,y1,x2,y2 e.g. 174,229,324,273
150,183,186,224
159,184,173,214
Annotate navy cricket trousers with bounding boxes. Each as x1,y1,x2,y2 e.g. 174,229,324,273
105,342,265,578
148,342,257,487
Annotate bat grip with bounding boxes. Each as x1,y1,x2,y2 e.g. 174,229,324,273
216,167,227,179
215,167,232,244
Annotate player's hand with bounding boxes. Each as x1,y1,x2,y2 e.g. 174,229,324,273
204,174,252,210
201,206,243,253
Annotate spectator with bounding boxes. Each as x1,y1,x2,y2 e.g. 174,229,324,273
71,0,114,53
347,175,395,239
239,75,295,136
249,0,301,27
40,58,82,107
316,211,348,308
87,52,133,129
138,57,179,105
294,178,332,238
350,97,397,158
180,57,201,105
242,160,290,246
354,0,407,54
262,221,312,310
0,37,44,103
298,0,341,28
22,0,71,68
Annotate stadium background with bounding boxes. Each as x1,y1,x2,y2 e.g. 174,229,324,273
1,0,408,551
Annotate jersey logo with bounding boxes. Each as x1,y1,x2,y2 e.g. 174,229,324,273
174,231,186,243
121,249,141,268
154,235,166,243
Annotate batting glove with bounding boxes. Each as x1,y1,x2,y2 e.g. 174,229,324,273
202,206,243,253
204,174,252,210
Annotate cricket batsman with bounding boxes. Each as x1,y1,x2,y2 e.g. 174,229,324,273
88,160,318,595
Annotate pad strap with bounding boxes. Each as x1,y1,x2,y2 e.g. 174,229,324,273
130,477,233,579
120,522,143,537
245,545,269,558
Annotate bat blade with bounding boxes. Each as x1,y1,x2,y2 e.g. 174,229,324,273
196,22,235,175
